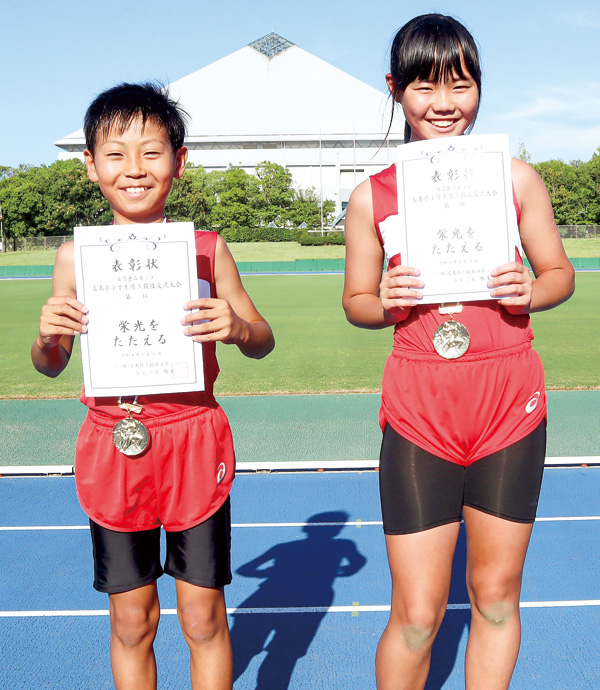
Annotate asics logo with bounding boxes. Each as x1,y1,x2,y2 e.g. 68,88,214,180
525,392,541,414
217,462,227,485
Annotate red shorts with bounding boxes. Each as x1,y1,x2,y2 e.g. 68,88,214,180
75,404,235,532
379,342,546,466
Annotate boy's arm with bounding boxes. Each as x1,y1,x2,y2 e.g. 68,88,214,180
31,242,88,377
181,235,274,359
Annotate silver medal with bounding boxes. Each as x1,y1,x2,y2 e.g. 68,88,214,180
433,320,470,359
113,416,150,456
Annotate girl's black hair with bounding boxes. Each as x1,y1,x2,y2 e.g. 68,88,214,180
83,82,188,153
388,14,482,142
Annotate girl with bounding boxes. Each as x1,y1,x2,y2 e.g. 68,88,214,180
342,14,574,690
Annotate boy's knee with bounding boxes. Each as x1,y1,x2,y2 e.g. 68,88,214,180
179,602,228,646
111,602,160,648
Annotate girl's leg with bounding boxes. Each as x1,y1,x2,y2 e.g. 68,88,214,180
109,583,160,690
175,580,233,690
376,522,461,690
377,425,466,690
463,420,546,689
463,508,533,689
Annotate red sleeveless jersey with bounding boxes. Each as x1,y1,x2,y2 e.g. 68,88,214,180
75,230,236,531
372,165,547,465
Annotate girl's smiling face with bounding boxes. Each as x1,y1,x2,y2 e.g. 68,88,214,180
389,68,479,142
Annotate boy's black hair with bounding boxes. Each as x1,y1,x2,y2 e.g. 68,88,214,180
388,14,482,142
83,82,188,153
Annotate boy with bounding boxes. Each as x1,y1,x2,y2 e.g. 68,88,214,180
32,82,275,690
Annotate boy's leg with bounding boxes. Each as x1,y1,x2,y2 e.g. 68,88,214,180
164,498,233,689
90,521,164,690
176,580,233,690
109,583,160,690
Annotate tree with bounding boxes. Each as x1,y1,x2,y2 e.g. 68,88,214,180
0,159,109,239
252,162,294,225
208,166,258,230
517,141,531,164
165,164,215,228
0,157,338,240
286,187,335,229
534,156,600,225
581,148,600,224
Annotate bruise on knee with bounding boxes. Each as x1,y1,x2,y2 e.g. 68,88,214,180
477,601,515,627
401,624,433,651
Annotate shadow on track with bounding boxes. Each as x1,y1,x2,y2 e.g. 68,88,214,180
230,511,367,690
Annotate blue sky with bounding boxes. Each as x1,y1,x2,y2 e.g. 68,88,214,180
1,0,599,167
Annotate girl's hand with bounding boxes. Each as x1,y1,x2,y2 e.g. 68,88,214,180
182,298,249,345
488,262,533,313
38,296,88,349
380,264,423,322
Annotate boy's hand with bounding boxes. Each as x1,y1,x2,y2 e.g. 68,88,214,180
488,262,533,314
38,296,88,349
380,264,423,323
182,298,249,345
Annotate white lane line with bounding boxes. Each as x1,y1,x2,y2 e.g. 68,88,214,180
2,457,599,475
2,517,600,531
0,526,90,531
535,517,600,522
2,600,600,618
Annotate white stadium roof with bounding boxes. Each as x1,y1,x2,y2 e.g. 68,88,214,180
55,32,403,150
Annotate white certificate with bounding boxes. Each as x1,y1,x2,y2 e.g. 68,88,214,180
74,222,205,397
393,133,517,304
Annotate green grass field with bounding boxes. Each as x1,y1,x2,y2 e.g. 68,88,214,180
0,242,347,267
1,272,598,399
562,238,600,257
0,238,598,267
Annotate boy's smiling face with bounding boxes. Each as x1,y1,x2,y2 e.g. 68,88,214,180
84,117,187,224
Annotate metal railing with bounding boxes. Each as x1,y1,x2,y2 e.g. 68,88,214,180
1,226,599,252
2,235,72,252
557,225,599,238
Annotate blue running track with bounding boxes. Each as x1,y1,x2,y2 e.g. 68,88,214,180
1,468,599,689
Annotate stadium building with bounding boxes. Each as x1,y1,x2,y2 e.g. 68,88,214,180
55,32,405,217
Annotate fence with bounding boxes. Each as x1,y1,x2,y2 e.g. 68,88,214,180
557,225,599,238
1,226,599,252
1,235,72,252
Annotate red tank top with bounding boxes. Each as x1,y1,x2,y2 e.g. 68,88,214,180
371,165,534,355
79,230,221,418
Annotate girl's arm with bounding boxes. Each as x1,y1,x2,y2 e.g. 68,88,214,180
31,242,88,378
342,180,423,329
181,235,274,359
488,158,575,314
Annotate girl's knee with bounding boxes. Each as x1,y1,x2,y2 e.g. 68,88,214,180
468,574,521,626
473,600,516,627
389,601,445,651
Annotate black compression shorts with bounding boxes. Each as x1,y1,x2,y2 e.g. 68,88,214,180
90,497,232,594
379,421,546,535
